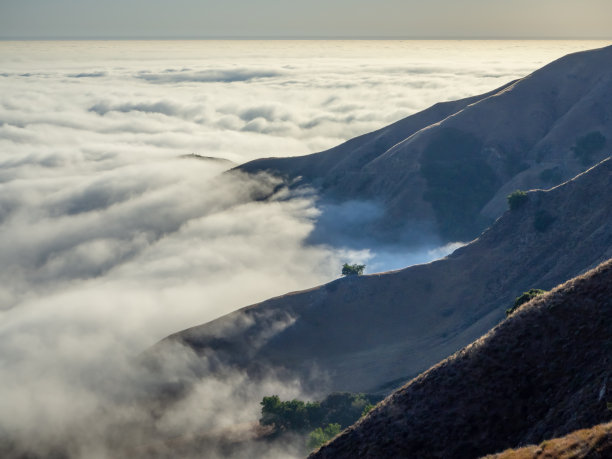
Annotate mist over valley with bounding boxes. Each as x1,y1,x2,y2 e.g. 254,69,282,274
1,40,611,458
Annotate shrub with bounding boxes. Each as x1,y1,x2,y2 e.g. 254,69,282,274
307,423,341,450
361,403,374,417
507,190,528,210
342,263,365,276
506,288,547,316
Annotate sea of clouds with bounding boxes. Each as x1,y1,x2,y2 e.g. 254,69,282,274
0,40,606,457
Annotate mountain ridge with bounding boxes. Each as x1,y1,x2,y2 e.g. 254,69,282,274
237,44,612,241
309,257,612,458
156,157,611,394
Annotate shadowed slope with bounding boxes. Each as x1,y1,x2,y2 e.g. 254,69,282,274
310,259,612,459
158,158,612,394
238,45,612,241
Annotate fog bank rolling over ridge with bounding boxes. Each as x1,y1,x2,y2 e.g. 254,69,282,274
166,157,612,396
0,41,610,458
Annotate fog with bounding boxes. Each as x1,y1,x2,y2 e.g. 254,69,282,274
0,40,607,457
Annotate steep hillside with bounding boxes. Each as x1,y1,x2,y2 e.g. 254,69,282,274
310,259,612,459
156,158,612,394
238,45,612,241
482,422,612,459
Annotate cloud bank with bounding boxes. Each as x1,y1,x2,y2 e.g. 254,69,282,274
0,40,607,457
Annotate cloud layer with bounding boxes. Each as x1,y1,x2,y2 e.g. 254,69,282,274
0,40,607,457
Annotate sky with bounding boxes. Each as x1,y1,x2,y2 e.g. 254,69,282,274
1,0,612,39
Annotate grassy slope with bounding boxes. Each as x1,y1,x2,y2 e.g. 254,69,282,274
157,158,612,394
238,45,612,242
482,421,612,459
310,259,612,458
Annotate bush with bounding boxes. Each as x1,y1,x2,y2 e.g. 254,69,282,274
307,423,341,450
507,190,528,211
506,288,547,316
342,263,365,276
361,403,374,417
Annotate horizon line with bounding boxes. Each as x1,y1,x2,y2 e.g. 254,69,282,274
2,35,612,42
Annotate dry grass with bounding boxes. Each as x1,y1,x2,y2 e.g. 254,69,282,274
310,258,612,458
483,421,612,458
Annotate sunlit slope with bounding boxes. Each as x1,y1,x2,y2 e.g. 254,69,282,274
239,45,612,241
310,258,612,459
159,158,611,394
482,421,612,459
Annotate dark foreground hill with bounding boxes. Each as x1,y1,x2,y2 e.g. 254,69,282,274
309,259,612,459
238,45,612,242
483,421,612,459
157,158,612,394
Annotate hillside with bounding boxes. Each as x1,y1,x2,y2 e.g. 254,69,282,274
156,157,612,395
310,258,612,459
238,45,612,241
482,422,612,459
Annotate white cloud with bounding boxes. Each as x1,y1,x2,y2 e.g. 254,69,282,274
0,40,607,457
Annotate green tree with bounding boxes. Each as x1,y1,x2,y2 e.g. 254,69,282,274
361,403,374,417
507,190,528,211
307,423,342,450
342,263,365,276
506,288,547,316
259,395,322,432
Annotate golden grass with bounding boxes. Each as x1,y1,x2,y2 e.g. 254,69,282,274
483,422,612,458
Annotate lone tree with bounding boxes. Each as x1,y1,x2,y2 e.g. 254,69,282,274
506,288,547,317
507,190,528,211
342,263,365,276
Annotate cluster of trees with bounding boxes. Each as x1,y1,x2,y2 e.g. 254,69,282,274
307,423,341,450
260,392,381,450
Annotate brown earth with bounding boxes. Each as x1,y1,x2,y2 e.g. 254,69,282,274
309,259,612,459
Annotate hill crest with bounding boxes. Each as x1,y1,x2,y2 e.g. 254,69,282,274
238,45,612,242
310,257,612,458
